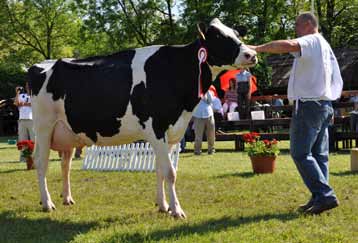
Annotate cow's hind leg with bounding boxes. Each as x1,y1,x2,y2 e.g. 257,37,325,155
34,133,56,211
61,148,75,205
151,140,186,218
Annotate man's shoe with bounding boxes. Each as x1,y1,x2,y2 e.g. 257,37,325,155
297,197,315,212
305,199,339,215
208,149,215,155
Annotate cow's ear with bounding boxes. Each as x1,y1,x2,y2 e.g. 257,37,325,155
235,25,247,37
197,22,207,40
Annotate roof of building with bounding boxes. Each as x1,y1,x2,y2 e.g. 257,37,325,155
267,48,358,89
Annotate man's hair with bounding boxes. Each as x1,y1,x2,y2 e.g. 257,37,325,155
297,12,318,28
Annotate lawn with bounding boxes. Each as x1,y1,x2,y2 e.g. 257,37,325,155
0,136,357,243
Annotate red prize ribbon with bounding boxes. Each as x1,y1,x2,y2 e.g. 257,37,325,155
197,47,207,98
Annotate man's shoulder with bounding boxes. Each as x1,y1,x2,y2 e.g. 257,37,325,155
295,33,320,44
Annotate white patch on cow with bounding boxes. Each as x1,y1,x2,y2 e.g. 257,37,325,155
77,133,95,146
167,110,192,144
210,18,241,45
38,68,54,95
235,44,258,67
131,45,162,92
34,59,56,72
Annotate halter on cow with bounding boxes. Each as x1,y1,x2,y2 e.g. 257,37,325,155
28,18,257,218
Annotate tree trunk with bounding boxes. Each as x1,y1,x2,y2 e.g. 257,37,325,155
166,0,175,37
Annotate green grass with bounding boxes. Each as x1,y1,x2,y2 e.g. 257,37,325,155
0,136,357,243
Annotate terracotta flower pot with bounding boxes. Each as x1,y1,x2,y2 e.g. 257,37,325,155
26,157,34,170
250,155,276,174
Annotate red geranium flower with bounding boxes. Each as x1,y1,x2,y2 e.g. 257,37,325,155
17,140,35,159
242,132,280,157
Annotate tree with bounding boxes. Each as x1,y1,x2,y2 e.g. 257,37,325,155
179,0,221,42
75,0,183,56
0,0,80,60
316,0,358,47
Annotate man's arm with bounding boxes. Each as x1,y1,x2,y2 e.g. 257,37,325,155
248,40,300,54
14,88,21,107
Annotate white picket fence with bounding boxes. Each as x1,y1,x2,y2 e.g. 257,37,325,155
82,142,180,172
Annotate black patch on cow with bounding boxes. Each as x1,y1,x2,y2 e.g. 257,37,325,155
205,26,241,66
27,65,46,96
130,81,149,129
142,40,212,140
46,50,136,142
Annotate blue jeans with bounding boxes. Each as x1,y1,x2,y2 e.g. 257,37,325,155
290,100,337,203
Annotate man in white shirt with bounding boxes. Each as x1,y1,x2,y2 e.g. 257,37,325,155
14,83,35,161
249,12,342,215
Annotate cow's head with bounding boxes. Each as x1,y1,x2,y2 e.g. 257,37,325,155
198,18,257,67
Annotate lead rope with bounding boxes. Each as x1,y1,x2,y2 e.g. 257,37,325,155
197,47,208,98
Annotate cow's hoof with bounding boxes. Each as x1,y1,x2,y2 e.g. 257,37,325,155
63,197,75,205
158,202,170,213
170,208,186,219
42,201,56,212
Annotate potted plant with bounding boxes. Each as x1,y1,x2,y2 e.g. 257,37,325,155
17,140,35,170
242,132,280,173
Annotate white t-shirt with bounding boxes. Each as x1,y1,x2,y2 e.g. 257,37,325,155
236,70,251,82
288,33,343,101
18,93,33,120
212,96,223,114
193,91,214,118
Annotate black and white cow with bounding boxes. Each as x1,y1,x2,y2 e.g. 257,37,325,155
27,18,257,218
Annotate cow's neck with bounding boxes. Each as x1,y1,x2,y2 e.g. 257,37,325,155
180,40,213,110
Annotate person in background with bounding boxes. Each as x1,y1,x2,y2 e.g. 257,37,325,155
74,147,83,159
236,69,252,119
272,94,284,118
272,94,284,107
348,94,358,132
249,12,343,215
209,85,224,122
192,91,215,155
222,78,238,117
14,82,35,162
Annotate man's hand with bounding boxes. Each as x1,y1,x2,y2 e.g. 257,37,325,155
15,86,21,93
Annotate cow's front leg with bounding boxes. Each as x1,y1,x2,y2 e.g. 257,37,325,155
34,134,56,211
61,149,75,205
166,163,186,218
152,141,186,219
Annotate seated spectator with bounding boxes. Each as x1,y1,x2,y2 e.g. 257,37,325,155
272,94,284,106
349,94,358,111
272,94,284,118
222,78,238,117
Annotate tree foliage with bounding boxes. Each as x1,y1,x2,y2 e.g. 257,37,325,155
0,0,81,61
